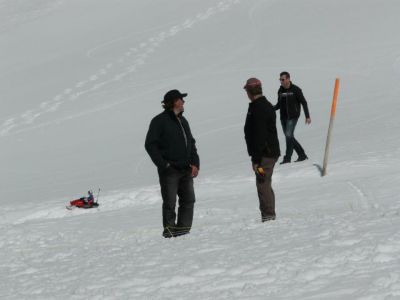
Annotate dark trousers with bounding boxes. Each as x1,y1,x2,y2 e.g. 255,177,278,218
158,167,195,232
281,118,305,160
255,157,277,219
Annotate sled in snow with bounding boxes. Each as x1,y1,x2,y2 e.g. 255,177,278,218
66,190,100,210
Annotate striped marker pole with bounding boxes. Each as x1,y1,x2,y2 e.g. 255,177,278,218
322,78,340,176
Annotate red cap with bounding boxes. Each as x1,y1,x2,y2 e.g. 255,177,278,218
244,77,262,89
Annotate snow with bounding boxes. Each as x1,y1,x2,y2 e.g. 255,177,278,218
1,0,400,299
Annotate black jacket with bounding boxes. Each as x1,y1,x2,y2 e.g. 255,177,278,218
145,110,199,171
275,83,310,120
244,96,280,163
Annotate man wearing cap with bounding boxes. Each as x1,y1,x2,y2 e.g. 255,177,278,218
244,78,280,222
275,71,311,164
145,89,200,238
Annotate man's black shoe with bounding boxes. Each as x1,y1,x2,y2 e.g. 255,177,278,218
280,158,291,165
162,227,190,238
295,155,308,162
162,227,175,238
173,230,190,237
262,215,276,222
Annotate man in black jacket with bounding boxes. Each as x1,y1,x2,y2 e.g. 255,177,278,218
275,71,311,164
244,78,280,222
145,89,200,238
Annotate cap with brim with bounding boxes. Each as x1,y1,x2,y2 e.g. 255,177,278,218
162,89,188,103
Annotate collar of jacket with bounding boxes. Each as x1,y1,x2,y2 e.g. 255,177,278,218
165,109,183,119
250,95,266,105
279,81,293,91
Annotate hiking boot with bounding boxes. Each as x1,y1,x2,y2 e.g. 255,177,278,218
295,155,308,162
162,227,175,238
262,215,276,222
173,229,190,237
162,227,190,238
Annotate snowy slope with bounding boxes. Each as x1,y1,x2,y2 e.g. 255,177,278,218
1,0,400,299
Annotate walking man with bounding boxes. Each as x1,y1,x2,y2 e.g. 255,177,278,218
145,89,200,238
275,71,311,164
244,78,280,222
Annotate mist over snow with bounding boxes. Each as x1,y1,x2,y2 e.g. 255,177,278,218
1,0,400,299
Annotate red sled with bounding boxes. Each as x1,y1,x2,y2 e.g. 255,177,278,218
68,198,99,209
67,190,100,210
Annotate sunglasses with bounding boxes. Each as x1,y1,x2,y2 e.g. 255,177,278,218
279,78,286,82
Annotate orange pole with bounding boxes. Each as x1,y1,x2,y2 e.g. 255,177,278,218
322,78,340,176
330,79,340,118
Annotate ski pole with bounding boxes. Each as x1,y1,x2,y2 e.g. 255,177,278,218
96,188,101,203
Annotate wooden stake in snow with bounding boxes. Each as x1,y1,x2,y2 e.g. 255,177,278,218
322,78,340,177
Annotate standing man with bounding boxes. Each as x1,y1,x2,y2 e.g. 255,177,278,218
145,89,200,238
244,78,280,222
275,71,311,164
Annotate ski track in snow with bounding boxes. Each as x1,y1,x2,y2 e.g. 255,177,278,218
0,0,65,32
346,181,372,211
2,184,400,299
0,0,240,137
2,154,397,228
0,185,161,226
1,153,400,299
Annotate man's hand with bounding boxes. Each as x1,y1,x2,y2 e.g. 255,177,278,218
190,165,199,178
305,117,311,125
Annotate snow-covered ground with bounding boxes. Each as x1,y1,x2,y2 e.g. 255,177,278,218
1,0,400,299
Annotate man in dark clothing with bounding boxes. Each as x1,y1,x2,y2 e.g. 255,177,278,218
275,71,311,164
244,78,280,222
145,89,200,238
